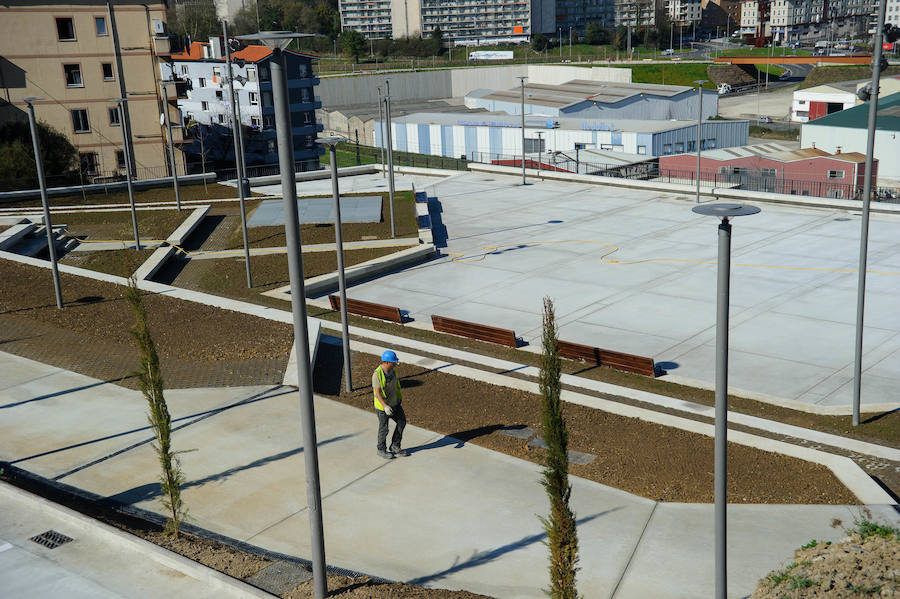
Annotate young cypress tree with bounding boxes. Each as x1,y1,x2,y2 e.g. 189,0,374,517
539,297,579,598
125,277,186,536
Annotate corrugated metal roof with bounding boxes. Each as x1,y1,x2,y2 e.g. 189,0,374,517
474,79,696,110
802,91,900,131
693,143,866,164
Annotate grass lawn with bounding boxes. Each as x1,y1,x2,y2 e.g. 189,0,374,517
226,190,419,249
611,63,716,88
193,247,399,301
60,249,155,278
59,209,189,242
6,183,243,209
320,148,379,168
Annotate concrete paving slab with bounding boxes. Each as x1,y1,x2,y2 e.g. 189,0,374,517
555,319,682,357
578,293,716,341
247,196,382,227
612,503,897,599
465,276,617,319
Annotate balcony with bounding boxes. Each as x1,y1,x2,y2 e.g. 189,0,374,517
153,36,173,56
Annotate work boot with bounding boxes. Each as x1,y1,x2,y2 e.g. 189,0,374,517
390,445,409,457
377,450,394,459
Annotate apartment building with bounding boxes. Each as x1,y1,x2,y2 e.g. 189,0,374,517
0,0,181,181
555,0,616,31
615,0,661,27
419,0,531,42
702,0,742,33
338,0,393,39
666,0,703,26
163,38,323,168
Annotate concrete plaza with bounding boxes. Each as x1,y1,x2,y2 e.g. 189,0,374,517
2,352,894,599
315,171,900,411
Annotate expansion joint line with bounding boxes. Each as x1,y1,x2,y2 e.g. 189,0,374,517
608,501,659,599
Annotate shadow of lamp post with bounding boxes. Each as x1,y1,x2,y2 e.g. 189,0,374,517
691,202,760,599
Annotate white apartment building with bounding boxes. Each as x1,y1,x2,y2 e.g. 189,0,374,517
339,0,393,39
615,0,661,27
666,0,702,25
740,0,764,36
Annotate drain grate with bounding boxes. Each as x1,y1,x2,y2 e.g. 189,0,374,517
30,530,73,549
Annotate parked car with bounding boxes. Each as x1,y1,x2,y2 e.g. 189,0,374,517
758,116,772,124
662,48,675,56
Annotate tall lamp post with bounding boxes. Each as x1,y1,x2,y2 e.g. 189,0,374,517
20,98,63,309
692,202,760,599
223,20,253,288
158,81,182,212
238,30,327,599
317,136,353,393
694,80,709,203
852,0,888,426
377,86,385,176
383,83,396,238
109,97,141,251
518,75,527,184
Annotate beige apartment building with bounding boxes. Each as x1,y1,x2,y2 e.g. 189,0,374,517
0,1,183,182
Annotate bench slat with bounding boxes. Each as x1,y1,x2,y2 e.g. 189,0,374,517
432,315,517,347
329,295,403,323
558,339,656,377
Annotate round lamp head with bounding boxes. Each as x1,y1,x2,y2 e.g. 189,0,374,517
316,136,346,147
692,203,761,218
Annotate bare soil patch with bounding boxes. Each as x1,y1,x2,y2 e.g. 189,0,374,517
58,209,188,242
0,259,292,363
3,183,245,208
60,249,155,278
313,344,857,504
230,191,419,249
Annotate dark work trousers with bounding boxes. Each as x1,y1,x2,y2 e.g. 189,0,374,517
376,404,406,452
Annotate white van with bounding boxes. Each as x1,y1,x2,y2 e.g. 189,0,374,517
717,83,732,95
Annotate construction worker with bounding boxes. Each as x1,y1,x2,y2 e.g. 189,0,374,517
373,350,407,459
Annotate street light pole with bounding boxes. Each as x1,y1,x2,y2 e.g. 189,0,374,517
536,131,543,177
694,80,708,203
21,98,62,309
383,81,396,238
852,0,888,426
111,98,141,251
159,82,182,211
223,20,253,288
692,202,761,599
518,75,527,185
318,137,352,393
377,86,385,177
238,31,326,599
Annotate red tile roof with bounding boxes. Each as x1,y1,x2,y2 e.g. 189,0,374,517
169,41,319,63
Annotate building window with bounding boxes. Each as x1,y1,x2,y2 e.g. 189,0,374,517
828,169,845,179
761,167,776,176
263,115,275,128
215,90,223,100
64,64,83,87
116,150,126,170
198,77,206,87
56,17,75,41
259,66,270,81
828,189,844,198
201,101,209,111
102,63,114,81
71,109,90,133
80,152,99,175
218,113,225,123
663,143,672,154
262,91,273,106
251,116,260,128
212,67,221,82
267,139,276,153
109,107,120,126
95,16,107,36
180,65,189,75
675,142,684,152
247,67,257,82
249,92,259,106
637,145,646,155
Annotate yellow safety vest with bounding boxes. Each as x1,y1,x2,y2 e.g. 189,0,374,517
373,365,402,410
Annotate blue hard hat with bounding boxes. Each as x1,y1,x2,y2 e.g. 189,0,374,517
381,350,399,363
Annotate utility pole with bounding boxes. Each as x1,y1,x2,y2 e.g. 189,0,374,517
223,20,253,289
852,0,888,426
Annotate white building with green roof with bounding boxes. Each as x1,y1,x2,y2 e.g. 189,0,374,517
800,91,900,184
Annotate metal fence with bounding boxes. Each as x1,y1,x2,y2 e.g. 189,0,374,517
0,164,173,193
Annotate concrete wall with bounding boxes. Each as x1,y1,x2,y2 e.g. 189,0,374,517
317,64,632,107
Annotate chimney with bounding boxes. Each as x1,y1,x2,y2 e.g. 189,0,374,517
208,36,222,59
835,146,841,154
811,142,815,149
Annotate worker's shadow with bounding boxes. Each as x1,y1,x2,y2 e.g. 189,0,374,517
404,424,504,455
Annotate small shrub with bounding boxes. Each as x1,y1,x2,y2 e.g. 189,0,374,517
788,574,817,590
800,539,818,550
851,518,899,540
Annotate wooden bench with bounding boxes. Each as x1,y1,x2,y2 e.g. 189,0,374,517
328,295,403,324
431,315,518,348
557,340,657,377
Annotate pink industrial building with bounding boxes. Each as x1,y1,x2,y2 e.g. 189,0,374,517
658,142,877,199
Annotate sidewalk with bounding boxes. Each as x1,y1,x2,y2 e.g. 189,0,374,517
1,351,896,599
